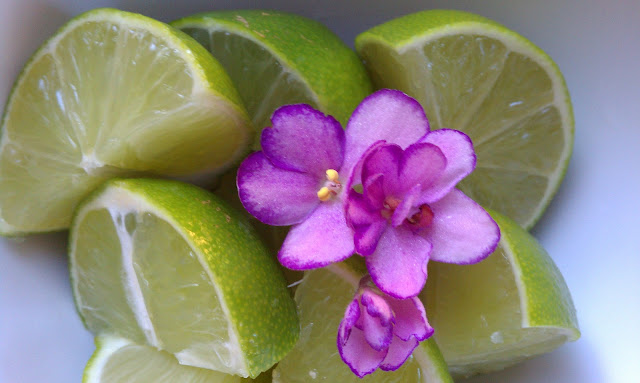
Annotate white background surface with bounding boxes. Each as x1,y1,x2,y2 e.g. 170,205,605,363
1,0,639,382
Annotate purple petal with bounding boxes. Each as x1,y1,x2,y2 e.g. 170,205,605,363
362,144,402,197
354,220,387,257
237,152,319,225
337,327,387,378
346,191,380,228
262,104,344,177
391,184,421,227
346,191,387,256
278,201,354,269
345,140,386,191
379,336,419,372
422,188,500,264
360,289,394,351
399,142,447,196
363,173,385,210
387,297,433,342
338,299,361,346
419,129,476,202
366,226,431,299
342,90,430,185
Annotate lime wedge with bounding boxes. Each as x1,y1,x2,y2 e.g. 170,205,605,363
272,260,452,383
83,335,242,383
172,10,372,142
422,209,580,378
355,10,574,229
0,8,252,235
69,178,298,378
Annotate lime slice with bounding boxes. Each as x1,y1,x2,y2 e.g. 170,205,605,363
272,260,453,383
69,178,298,378
172,10,373,144
0,8,252,235
355,10,574,229
83,335,243,383
422,209,580,378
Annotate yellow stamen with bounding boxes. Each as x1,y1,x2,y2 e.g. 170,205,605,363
326,169,340,183
317,187,332,201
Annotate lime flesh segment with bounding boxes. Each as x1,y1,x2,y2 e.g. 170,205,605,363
355,10,574,229
70,178,298,377
422,210,580,378
173,10,373,141
0,8,251,234
273,261,452,383
84,335,242,383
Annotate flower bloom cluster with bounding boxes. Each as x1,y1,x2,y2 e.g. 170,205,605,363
237,89,500,377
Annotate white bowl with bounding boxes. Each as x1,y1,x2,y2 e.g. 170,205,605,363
1,0,639,382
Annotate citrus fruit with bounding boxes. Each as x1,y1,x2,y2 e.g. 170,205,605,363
272,259,453,383
355,10,574,229
172,9,373,145
83,335,243,383
421,209,580,378
0,8,252,235
69,178,298,378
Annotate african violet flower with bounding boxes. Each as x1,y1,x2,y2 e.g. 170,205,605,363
338,276,433,378
346,134,501,299
237,90,428,270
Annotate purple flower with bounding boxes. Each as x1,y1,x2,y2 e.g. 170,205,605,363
237,90,429,270
337,276,433,378
346,133,501,299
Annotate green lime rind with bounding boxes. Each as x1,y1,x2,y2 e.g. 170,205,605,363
414,337,453,383
355,9,574,230
172,9,373,127
491,210,579,336
71,178,299,377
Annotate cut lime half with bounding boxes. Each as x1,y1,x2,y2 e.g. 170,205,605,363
0,8,252,234
422,209,580,377
69,178,298,377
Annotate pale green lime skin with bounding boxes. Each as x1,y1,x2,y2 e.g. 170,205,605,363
0,8,252,235
172,9,373,127
70,178,299,377
355,9,575,230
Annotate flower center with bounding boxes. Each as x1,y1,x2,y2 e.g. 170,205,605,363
317,169,342,201
380,197,434,228
381,197,401,219
407,204,434,228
